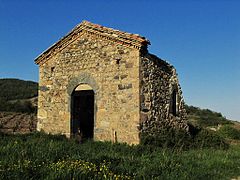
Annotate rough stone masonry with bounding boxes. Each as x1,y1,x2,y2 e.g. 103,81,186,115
35,20,188,144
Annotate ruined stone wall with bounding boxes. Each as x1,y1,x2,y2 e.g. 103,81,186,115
139,53,188,134
37,32,141,144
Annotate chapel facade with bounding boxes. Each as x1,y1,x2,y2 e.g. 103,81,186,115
35,21,188,144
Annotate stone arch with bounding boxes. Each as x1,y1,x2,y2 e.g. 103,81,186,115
67,72,99,139
67,72,99,96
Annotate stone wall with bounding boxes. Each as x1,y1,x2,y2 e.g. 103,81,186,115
139,53,188,135
37,31,141,144
36,21,189,145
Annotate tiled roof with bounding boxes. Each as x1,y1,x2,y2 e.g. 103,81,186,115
35,20,150,65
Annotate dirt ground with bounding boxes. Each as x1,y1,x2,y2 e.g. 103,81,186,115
0,112,37,134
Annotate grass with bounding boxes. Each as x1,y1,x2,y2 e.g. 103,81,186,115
0,132,240,179
217,125,240,140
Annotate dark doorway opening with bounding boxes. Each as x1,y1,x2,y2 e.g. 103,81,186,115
71,90,94,140
170,89,177,116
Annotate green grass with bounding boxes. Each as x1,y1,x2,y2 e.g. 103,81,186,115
141,125,228,150
217,125,240,140
0,132,240,179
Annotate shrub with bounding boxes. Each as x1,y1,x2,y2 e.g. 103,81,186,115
217,125,240,140
140,126,192,150
140,124,228,150
192,128,228,149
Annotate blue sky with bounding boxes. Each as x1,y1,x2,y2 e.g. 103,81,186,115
0,0,239,120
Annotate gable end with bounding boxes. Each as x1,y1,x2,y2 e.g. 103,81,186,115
35,20,150,65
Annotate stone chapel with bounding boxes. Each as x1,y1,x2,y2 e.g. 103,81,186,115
35,20,188,144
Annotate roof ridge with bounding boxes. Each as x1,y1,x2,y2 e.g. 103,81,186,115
80,20,149,43
35,20,150,65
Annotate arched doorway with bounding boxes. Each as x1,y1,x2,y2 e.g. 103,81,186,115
71,84,94,140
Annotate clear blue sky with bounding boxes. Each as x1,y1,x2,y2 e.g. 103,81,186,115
0,0,239,120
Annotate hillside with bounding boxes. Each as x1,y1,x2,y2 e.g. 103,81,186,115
185,105,232,127
0,78,38,113
0,78,38,101
0,79,38,133
185,105,240,144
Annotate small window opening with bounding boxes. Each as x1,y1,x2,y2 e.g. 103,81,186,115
51,67,55,73
116,59,120,65
170,89,177,116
